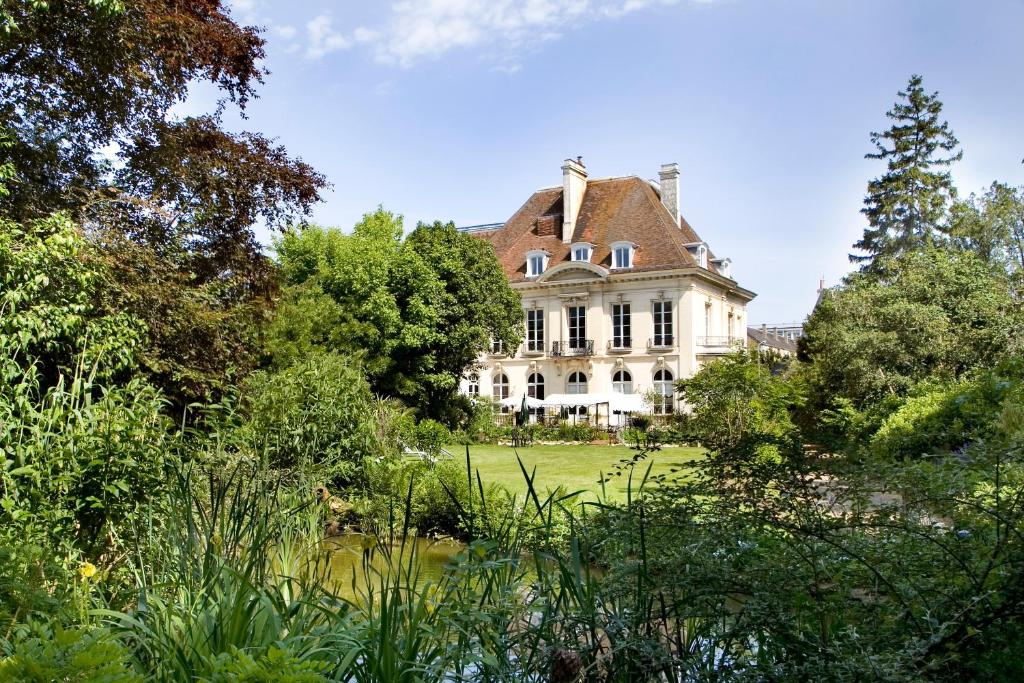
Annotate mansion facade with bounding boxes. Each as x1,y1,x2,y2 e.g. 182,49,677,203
460,158,755,420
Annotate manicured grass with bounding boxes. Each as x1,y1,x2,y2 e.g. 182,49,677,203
449,443,706,503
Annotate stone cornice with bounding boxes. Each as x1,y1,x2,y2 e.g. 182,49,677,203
513,267,756,301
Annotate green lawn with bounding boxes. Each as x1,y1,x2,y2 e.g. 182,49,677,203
447,443,706,503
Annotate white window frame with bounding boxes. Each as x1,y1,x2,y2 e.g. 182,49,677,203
492,373,510,401
652,300,673,347
570,242,593,262
611,302,631,349
527,372,545,400
653,369,674,414
467,375,480,396
525,308,544,353
567,371,588,394
612,369,633,394
610,241,635,269
526,250,549,278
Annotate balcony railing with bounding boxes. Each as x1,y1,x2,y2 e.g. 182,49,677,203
552,340,594,357
647,335,675,349
697,336,742,348
607,337,632,352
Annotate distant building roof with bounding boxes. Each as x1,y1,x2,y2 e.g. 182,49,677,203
747,326,799,353
458,222,505,233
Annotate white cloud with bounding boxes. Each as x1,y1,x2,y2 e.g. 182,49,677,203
276,24,297,40
296,0,709,68
305,14,353,60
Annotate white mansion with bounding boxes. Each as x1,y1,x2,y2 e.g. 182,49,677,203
460,158,756,423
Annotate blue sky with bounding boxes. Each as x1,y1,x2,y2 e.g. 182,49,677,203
197,0,1024,324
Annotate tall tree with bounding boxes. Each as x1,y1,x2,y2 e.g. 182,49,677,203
851,74,962,272
272,212,523,425
0,0,327,408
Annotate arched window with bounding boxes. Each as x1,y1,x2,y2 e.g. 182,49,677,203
612,369,633,394
567,372,588,394
527,372,545,400
492,373,509,401
653,369,674,414
467,374,480,397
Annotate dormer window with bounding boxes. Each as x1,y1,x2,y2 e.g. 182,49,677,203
712,257,732,278
571,242,593,262
686,242,709,269
610,241,635,269
526,250,550,278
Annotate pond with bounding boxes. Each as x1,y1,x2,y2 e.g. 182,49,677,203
326,533,465,600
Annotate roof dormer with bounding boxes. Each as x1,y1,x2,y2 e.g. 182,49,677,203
609,241,636,270
712,257,732,278
684,242,709,269
526,249,550,278
570,242,593,262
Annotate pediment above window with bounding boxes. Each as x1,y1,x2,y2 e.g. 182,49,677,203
536,261,609,283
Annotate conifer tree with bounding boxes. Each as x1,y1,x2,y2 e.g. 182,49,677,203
852,75,962,272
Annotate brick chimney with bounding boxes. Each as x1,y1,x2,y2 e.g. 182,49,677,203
561,157,587,243
659,162,680,225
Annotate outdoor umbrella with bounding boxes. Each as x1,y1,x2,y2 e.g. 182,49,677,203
517,392,530,427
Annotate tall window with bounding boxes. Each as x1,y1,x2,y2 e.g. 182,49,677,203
704,303,711,339
612,369,633,394
653,369,674,414
728,312,734,340
526,309,544,352
567,372,588,394
652,300,673,347
467,375,480,396
527,373,545,400
490,338,505,355
568,305,586,349
611,303,631,349
492,373,509,401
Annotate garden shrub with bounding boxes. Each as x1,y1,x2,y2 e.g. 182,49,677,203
871,370,1024,459
414,419,451,456
0,626,141,682
200,647,330,683
241,351,379,486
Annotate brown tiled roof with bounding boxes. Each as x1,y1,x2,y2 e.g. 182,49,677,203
474,176,726,282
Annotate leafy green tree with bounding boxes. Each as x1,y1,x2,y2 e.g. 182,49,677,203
676,350,802,461
0,0,327,410
272,211,522,424
950,181,1024,287
852,75,962,272
800,249,1022,441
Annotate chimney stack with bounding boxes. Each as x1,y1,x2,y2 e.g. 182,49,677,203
561,157,588,243
659,163,680,225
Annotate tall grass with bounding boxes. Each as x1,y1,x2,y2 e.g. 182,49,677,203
92,442,726,682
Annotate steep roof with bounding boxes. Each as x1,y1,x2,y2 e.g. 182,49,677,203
472,175,729,283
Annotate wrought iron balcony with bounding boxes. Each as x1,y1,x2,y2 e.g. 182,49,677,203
551,340,594,357
607,337,632,352
697,336,742,348
647,335,675,350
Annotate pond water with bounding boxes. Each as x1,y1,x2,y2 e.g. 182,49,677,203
326,533,465,600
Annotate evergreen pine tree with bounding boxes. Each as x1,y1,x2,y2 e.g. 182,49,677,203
852,74,962,272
